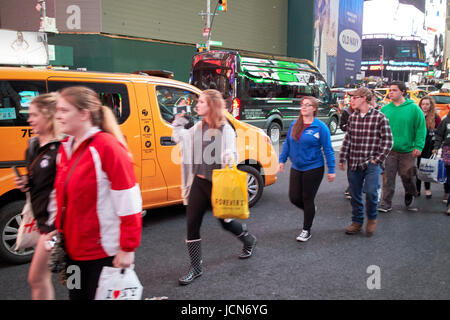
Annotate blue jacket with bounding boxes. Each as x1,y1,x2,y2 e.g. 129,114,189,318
279,118,335,173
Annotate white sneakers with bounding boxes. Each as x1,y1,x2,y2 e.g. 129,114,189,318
296,230,311,242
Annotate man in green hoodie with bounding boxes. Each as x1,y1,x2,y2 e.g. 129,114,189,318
379,81,426,212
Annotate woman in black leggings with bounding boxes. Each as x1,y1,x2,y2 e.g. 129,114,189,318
172,89,256,285
278,96,336,242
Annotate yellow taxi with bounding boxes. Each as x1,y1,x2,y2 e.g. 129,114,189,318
428,91,450,119
0,67,278,264
380,89,427,105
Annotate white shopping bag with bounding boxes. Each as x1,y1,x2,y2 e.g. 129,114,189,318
95,265,143,300
417,155,447,184
15,192,40,251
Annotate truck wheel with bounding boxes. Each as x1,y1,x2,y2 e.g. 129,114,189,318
267,122,281,144
328,116,339,135
0,200,34,264
238,165,264,208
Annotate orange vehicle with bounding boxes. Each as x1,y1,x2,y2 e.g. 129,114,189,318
429,91,450,119
379,89,427,105
0,67,278,264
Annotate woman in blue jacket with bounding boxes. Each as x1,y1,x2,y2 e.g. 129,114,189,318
278,96,336,242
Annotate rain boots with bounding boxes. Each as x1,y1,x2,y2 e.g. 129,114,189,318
178,239,203,285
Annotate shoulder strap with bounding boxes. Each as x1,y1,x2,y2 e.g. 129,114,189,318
59,137,94,229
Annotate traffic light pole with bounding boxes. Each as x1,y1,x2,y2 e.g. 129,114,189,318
206,0,211,51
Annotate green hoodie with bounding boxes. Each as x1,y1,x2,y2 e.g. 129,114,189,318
380,99,426,153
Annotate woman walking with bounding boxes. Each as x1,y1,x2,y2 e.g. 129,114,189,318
172,89,256,285
416,96,441,199
54,86,142,299
14,93,60,299
278,96,336,242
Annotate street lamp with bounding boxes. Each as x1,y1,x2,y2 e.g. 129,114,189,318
378,44,384,85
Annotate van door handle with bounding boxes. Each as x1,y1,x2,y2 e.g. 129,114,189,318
160,136,176,146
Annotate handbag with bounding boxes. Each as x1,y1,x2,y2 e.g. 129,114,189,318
49,137,94,284
211,161,249,220
417,154,447,184
15,192,40,251
95,265,143,300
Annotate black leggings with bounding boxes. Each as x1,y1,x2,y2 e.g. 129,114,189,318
186,176,244,240
289,166,324,231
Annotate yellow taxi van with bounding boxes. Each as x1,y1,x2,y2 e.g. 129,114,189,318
0,67,278,264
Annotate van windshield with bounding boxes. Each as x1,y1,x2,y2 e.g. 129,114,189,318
191,52,236,99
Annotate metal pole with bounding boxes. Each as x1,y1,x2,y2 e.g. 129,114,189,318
379,44,384,85
206,0,210,51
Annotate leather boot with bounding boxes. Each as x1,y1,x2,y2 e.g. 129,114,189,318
345,222,362,235
179,239,202,285
237,224,257,259
366,220,377,237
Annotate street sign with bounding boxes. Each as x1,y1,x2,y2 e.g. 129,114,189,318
208,40,223,46
203,28,210,37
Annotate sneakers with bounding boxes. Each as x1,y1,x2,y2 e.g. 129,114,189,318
446,207,450,216
345,222,362,235
378,204,392,213
405,194,418,211
296,230,311,242
344,188,351,199
443,193,450,204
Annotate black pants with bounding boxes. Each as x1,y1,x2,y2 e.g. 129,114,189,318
67,256,114,300
289,166,324,231
186,176,244,240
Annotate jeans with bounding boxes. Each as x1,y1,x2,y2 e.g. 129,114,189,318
348,163,382,224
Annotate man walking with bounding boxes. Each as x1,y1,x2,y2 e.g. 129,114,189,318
339,87,393,236
379,81,426,212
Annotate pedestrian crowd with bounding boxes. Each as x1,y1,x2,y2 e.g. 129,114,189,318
13,81,450,299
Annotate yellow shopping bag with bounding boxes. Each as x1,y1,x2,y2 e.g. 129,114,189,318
211,163,249,220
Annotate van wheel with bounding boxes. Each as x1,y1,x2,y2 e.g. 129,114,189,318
238,165,264,208
0,200,34,264
267,122,281,144
328,116,338,135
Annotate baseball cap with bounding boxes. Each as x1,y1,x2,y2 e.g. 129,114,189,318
348,87,372,99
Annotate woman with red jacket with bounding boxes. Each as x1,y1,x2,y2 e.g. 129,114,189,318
53,86,142,300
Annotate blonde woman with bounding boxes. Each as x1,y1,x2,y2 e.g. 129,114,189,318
172,89,257,285
14,93,60,299
54,86,142,299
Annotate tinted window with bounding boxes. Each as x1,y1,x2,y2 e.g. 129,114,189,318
48,81,130,124
155,86,200,124
432,95,450,104
0,81,46,127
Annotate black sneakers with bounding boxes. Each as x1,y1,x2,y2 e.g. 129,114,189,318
405,194,418,211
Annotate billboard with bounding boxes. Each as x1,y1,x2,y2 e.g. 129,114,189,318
314,0,363,87
0,30,48,65
336,0,363,86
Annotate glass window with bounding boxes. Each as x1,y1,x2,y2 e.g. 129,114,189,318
0,80,46,127
48,81,130,124
155,86,200,125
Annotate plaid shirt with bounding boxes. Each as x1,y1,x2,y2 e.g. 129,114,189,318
340,107,393,170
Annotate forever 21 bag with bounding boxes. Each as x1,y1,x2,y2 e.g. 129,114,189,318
417,155,447,184
15,192,40,251
211,162,249,220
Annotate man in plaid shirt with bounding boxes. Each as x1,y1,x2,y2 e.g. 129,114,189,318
339,87,393,236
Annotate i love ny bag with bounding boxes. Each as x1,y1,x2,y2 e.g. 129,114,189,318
417,154,447,184
211,162,249,220
95,265,143,300
15,192,40,251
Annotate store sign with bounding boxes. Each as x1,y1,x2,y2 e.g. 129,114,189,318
0,30,48,65
55,0,101,32
339,29,361,53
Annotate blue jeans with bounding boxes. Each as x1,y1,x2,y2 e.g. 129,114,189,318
347,163,382,224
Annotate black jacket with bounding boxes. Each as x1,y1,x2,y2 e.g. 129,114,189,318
25,137,60,233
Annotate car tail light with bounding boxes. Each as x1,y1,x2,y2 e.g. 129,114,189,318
232,98,240,120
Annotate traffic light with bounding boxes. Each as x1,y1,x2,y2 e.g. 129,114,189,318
218,0,227,12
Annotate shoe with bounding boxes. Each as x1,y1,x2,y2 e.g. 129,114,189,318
296,229,312,242
237,225,257,259
443,193,449,204
179,239,203,285
446,207,450,216
405,194,418,211
366,220,377,237
345,222,362,235
378,204,392,213
425,190,432,199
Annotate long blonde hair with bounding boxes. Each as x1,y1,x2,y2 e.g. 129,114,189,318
200,89,225,129
31,92,61,139
419,96,437,130
292,96,318,140
59,86,128,149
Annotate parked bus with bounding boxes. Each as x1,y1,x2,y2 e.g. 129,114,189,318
190,50,340,143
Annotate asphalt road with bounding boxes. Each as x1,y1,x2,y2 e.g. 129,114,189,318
1,150,450,300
